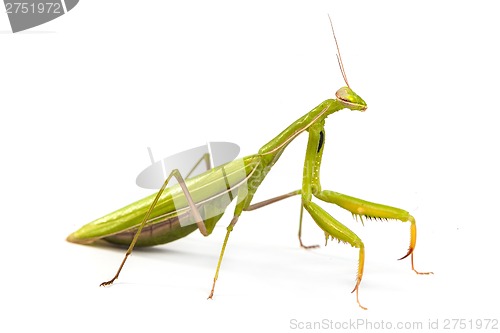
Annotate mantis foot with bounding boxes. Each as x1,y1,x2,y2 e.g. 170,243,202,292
100,279,115,287
351,278,367,310
207,278,216,300
100,273,120,287
410,253,433,275
99,276,118,287
300,242,320,249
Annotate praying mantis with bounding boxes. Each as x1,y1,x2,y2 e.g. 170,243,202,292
66,17,432,310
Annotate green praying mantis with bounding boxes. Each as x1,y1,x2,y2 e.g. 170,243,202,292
67,17,432,310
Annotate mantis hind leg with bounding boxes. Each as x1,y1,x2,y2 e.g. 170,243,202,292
185,152,212,179
100,169,207,287
315,190,433,275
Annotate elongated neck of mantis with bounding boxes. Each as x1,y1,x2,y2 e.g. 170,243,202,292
257,99,343,160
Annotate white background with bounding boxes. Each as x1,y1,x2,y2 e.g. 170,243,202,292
1,1,499,332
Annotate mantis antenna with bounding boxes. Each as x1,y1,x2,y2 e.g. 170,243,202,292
328,14,350,88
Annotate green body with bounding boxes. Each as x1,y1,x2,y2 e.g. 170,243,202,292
67,97,354,246
67,85,430,309
68,155,259,246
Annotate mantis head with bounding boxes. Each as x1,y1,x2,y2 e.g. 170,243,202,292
328,15,367,112
336,86,367,111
